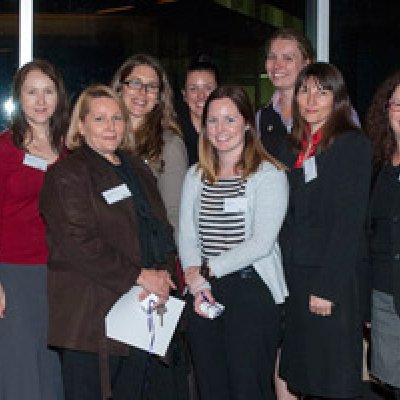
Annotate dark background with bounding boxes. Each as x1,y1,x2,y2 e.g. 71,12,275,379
1,0,400,128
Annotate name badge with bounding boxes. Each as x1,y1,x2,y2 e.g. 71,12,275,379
23,153,48,171
303,156,317,183
224,197,247,213
102,184,131,204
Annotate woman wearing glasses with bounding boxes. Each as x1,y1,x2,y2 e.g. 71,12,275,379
111,54,189,399
366,70,400,400
112,54,188,241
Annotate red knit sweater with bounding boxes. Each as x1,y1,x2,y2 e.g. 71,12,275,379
0,130,49,264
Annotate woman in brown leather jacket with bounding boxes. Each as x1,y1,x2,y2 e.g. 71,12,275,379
40,84,177,400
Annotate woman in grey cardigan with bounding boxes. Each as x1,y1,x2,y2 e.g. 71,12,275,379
112,54,188,240
179,85,289,400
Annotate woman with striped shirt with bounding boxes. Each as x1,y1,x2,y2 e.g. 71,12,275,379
178,85,289,400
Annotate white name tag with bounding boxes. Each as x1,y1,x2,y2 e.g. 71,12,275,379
23,153,48,171
102,184,132,204
224,197,247,213
303,156,317,183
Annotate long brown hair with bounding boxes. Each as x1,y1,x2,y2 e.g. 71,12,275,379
199,85,283,183
291,62,358,154
10,59,69,152
111,54,181,161
365,70,400,165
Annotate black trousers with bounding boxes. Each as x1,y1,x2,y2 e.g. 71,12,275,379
187,268,282,400
304,397,361,400
60,343,189,400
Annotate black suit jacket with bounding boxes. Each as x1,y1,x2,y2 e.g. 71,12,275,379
369,165,400,316
279,131,372,397
258,103,289,162
280,131,372,304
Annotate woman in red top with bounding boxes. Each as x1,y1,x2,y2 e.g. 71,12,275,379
0,59,69,399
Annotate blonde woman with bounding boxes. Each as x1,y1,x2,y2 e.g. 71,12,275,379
40,84,177,400
179,85,288,400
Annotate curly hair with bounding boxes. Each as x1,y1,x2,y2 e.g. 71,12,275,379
10,59,69,152
111,54,181,162
365,70,400,165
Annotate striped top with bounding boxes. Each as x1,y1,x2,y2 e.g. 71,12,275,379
199,177,247,258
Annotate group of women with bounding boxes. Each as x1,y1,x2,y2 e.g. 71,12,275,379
0,26,399,400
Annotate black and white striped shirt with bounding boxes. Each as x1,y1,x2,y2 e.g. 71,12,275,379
199,177,247,258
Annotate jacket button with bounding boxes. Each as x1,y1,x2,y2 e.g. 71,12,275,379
394,216,399,223
394,253,400,261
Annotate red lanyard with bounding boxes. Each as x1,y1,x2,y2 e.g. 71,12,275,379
294,126,323,168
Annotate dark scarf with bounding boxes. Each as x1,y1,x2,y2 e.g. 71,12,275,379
113,151,176,269
84,143,175,269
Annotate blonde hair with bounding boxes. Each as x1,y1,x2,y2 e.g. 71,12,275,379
199,85,284,183
66,84,133,150
266,28,315,63
111,54,181,162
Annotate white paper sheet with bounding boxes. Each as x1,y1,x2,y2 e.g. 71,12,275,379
105,286,185,357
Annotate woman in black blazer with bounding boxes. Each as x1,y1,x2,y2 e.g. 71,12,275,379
366,70,400,400
279,63,372,399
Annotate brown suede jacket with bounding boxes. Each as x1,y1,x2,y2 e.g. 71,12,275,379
39,144,176,398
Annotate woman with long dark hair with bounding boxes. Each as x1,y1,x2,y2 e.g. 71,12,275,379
279,63,371,399
366,70,400,400
0,59,68,399
111,54,187,240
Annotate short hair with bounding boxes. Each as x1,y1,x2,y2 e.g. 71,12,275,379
266,28,315,63
111,53,181,161
366,70,400,165
184,54,220,87
66,84,132,151
291,62,358,154
199,85,282,183
10,59,69,152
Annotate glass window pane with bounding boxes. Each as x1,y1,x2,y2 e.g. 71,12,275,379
34,1,305,107
0,1,19,131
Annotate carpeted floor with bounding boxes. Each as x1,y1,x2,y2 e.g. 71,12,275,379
363,382,394,400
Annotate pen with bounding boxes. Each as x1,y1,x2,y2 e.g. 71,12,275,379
200,291,209,303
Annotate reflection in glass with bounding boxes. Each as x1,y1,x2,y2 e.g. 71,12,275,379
33,1,305,107
0,1,18,131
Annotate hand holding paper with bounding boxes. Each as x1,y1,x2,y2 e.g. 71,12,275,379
106,286,185,357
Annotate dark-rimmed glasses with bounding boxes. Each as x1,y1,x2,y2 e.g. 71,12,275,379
122,78,160,94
